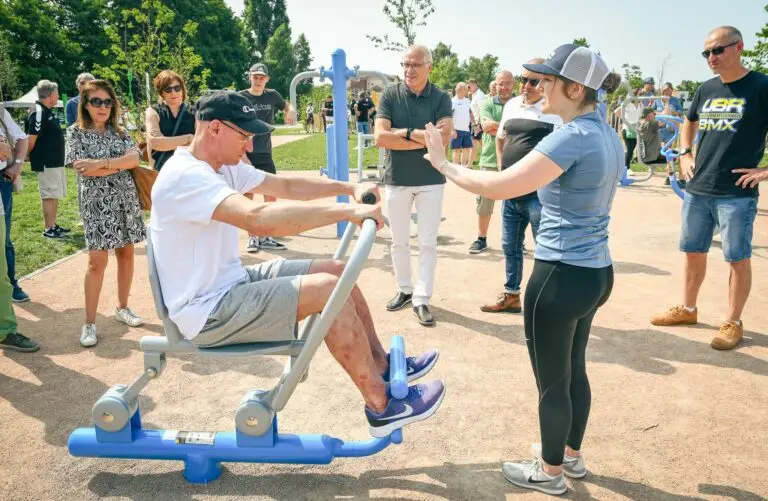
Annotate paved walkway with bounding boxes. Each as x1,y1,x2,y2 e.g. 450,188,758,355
1,173,766,500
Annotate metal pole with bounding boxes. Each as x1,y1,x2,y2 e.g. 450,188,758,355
331,49,352,237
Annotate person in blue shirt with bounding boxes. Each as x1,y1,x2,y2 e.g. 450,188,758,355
65,73,95,126
422,44,623,497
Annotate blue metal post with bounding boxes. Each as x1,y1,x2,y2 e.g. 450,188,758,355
326,123,336,181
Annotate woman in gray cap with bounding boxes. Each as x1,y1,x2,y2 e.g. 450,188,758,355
423,44,622,496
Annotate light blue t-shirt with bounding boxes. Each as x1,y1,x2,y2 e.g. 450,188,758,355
533,111,624,268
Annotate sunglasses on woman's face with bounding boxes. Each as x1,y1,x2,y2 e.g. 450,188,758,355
163,84,182,94
701,41,738,58
87,97,114,108
520,77,540,87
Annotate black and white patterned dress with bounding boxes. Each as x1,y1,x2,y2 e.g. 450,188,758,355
65,125,146,250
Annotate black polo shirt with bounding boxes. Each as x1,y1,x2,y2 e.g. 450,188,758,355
25,101,65,172
356,98,374,122
377,81,452,186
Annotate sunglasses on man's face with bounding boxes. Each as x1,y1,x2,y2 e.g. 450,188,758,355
520,77,540,87
87,97,113,108
163,84,183,94
701,41,738,58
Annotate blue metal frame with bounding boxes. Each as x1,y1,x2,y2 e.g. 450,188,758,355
68,336,409,484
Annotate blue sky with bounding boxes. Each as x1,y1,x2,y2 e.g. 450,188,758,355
225,0,766,86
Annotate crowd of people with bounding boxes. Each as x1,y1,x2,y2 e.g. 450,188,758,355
0,22,766,497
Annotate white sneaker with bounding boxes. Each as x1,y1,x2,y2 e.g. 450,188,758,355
502,459,567,496
80,323,98,347
115,307,144,327
246,237,260,253
531,443,587,478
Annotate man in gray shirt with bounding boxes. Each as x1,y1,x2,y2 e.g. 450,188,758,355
374,45,453,327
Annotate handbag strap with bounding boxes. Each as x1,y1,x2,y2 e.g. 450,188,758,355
154,103,187,169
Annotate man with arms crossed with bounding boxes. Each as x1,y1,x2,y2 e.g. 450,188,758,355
375,45,453,327
467,71,515,255
651,26,768,350
239,63,296,253
152,92,445,437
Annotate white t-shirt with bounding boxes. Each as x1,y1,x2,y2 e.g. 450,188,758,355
451,97,472,132
496,96,563,140
150,147,266,339
0,107,27,171
470,90,487,126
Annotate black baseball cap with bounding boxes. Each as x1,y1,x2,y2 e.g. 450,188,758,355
195,91,274,135
249,63,269,76
523,44,610,91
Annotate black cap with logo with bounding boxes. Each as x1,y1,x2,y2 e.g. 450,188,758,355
195,91,274,135
249,63,269,76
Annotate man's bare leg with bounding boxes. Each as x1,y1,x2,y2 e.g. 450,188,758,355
452,150,460,163
727,258,751,322
297,272,388,412
308,260,388,373
478,214,491,239
684,252,707,308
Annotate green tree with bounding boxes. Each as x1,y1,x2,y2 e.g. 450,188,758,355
367,0,436,52
430,54,466,90
264,24,295,98
621,63,643,90
57,0,112,87
0,37,19,102
465,54,499,92
743,4,768,74
272,0,290,34
293,33,314,97
676,80,702,94
432,41,456,65
243,0,276,57
0,0,82,94
572,37,590,47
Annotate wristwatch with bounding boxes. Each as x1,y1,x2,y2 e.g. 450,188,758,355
679,148,692,156
405,128,413,140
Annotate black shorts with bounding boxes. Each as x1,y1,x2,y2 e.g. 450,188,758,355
471,125,483,141
248,153,277,174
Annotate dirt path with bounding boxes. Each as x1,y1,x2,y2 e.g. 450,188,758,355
1,173,766,500
271,134,310,147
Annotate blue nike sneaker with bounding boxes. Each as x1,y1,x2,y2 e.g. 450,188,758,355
383,349,439,383
365,380,446,438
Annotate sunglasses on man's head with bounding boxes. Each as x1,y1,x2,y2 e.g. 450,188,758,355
87,97,113,108
701,41,739,58
163,84,183,94
520,77,540,87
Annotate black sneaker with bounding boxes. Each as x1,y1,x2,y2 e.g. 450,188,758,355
677,179,687,189
42,227,66,239
258,237,287,251
664,177,671,185
0,332,40,352
11,287,30,303
413,305,435,326
386,292,412,311
468,239,488,254
54,224,71,233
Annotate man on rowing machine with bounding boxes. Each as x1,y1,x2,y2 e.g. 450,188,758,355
150,91,446,437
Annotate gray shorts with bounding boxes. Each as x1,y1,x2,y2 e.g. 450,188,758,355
192,259,313,348
476,166,496,216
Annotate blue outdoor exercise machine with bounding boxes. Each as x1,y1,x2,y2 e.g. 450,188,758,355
68,197,412,484
289,50,391,237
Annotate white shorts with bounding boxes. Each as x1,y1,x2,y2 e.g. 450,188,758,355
37,167,67,200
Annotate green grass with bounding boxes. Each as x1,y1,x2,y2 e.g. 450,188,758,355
272,133,380,171
11,168,86,278
272,126,305,136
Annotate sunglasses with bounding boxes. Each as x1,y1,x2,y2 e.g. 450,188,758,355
87,97,114,108
701,41,738,58
163,84,183,94
220,121,254,143
520,77,540,87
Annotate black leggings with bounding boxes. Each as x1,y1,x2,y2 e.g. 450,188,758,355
622,130,636,169
523,259,614,466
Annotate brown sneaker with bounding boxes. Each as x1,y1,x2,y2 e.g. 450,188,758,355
650,305,697,326
711,321,743,350
480,293,521,313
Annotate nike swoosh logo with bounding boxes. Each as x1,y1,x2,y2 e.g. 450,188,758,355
379,404,414,421
528,477,553,484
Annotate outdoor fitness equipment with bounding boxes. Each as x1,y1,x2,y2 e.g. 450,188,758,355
618,89,672,187
289,50,391,237
68,199,412,484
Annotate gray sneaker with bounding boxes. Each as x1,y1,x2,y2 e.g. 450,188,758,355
80,323,98,347
258,237,287,251
115,307,144,327
246,237,260,253
531,443,587,478
502,459,567,496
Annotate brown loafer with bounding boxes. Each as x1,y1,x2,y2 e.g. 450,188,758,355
480,292,521,313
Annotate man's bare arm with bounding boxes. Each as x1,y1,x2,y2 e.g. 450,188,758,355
374,118,427,150
26,135,38,158
496,137,504,171
679,118,698,150
410,117,452,146
252,173,352,200
212,194,380,237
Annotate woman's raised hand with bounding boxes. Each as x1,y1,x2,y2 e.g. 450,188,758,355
422,122,447,171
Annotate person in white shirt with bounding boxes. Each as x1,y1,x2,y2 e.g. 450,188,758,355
0,105,30,303
151,91,445,437
468,79,487,165
451,82,474,165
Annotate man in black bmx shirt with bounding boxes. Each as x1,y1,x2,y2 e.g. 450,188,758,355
651,26,768,350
